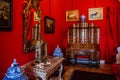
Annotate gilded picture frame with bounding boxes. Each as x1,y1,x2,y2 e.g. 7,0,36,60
88,8,103,20
23,0,41,52
44,16,55,33
66,10,79,21
0,0,12,31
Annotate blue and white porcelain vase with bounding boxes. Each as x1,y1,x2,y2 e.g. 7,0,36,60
80,14,86,22
53,45,63,57
116,46,120,64
3,59,28,80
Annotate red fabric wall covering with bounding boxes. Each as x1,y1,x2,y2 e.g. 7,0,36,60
65,0,120,63
0,0,119,79
41,0,66,55
0,0,35,79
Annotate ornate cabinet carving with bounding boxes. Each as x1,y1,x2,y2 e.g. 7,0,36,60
66,22,100,68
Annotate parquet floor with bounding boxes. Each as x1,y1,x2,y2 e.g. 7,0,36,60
62,63,113,80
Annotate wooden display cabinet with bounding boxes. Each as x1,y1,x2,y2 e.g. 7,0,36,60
66,22,100,68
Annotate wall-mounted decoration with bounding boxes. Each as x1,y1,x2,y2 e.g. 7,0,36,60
0,0,12,31
44,16,55,33
88,8,103,20
23,0,42,52
66,10,79,21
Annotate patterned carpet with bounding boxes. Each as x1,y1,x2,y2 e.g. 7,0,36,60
70,70,116,80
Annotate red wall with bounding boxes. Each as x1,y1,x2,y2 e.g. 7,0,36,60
0,0,119,79
41,0,66,55
0,0,35,79
64,0,120,60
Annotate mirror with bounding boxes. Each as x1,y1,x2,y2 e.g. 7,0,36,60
23,0,41,52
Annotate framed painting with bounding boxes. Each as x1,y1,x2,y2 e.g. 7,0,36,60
44,16,55,33
0,0,12,31
88,7,103,20
66,10,79,21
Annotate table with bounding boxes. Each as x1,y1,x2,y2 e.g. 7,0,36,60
21,57,64,80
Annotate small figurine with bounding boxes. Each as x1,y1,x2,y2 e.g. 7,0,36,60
116,46,120,64
46,61,51,65
53,45,63,57
36,63,44,68
3,59,28,80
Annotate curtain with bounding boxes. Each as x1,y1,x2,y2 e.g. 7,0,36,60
105,6,120,63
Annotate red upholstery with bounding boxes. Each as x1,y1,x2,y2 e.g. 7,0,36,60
77,55,89,59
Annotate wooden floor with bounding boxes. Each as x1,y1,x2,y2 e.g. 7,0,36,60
62,63,114,80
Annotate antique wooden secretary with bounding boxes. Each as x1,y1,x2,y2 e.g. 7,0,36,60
66,21,100,68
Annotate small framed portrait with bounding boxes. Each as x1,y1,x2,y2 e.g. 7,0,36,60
88,7,103,20
0,0,12,31
66,10,79,21
44,16,55,33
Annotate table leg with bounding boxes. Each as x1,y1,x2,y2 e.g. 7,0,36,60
37,73,47,80
58,64,63,80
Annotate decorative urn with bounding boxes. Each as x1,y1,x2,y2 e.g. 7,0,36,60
53,45,63,57
3,59,28,80
80,14,86,22
116,46,120,64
